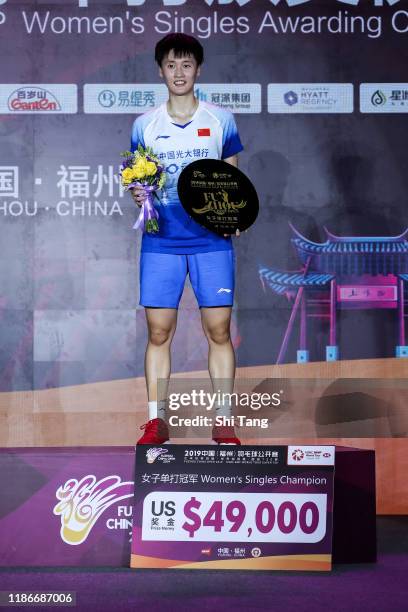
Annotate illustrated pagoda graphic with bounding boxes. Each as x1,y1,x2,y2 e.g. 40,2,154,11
260,224,408,364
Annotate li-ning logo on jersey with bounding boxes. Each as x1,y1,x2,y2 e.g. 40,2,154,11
155,135,171,140
217,288,232,294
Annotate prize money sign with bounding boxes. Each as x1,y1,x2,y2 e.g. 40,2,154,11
131,445,335,570
143,491,327,543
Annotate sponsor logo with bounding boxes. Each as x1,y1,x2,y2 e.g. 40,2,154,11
194,87,208,101
291,449,305,461
251,547,262,558
53,475,134,545
217,288,232,294
0,84,77,114
388,89,408,106
146,448,168,464
84,84,260,114
287,445,335,466
194,84,261,113
8,86,61,112
98,89,116,108
361,83,408,113
268,84,353,114
198,128,211,137
83,84,168,114
155,135,171,140
146,447,176,464
371,90,387,106
284,90,298,106
201,548,212,555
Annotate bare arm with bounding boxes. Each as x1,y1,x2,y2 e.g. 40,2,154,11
222,154,238,168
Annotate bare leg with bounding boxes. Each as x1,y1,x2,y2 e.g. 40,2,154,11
144,307,178,402
200,306,235,395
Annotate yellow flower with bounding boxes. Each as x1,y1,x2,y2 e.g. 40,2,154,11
121,167,134,185
145,161,157,176
132,168,142,179
134,158,147,171
132,157,148,179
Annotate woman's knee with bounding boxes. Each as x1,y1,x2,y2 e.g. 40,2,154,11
204,323,231,345
148,325,174,347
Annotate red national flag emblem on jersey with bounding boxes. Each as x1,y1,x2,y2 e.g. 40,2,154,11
198,128,211,136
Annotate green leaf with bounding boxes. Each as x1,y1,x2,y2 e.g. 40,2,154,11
146,219,159,234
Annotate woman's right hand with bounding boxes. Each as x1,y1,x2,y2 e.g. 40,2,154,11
130,186,147,208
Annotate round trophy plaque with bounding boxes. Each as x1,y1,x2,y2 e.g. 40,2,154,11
177,159,259,235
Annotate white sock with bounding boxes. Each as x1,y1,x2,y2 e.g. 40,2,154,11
215,399,232,419
148,400,166,421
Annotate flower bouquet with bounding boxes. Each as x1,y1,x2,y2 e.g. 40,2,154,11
120,145,166,233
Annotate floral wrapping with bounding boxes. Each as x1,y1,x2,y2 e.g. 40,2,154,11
119,145,166,234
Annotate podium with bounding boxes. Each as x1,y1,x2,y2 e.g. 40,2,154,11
131,444,376,571
0,445,375,568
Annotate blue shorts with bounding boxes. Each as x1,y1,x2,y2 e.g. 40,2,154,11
140,250,235,308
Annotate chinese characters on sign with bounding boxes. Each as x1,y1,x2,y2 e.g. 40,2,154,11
338,285,398,302
0,167,18,198
57,165,124,198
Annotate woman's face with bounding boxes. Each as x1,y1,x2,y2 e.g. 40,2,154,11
159,49,200,97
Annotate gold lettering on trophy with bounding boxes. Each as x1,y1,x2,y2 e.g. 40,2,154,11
192,190,247,216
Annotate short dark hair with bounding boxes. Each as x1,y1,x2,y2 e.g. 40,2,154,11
155,33,204,67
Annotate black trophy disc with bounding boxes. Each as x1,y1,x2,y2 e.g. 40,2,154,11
177,159,259,236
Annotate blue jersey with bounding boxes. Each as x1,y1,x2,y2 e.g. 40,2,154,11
130,100,244,254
